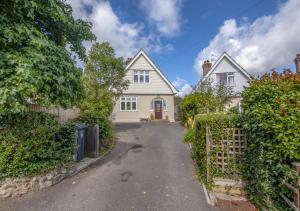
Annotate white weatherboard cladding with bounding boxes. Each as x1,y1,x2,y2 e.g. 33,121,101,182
123,55,173,94
130,55,153,70
208,57,249,93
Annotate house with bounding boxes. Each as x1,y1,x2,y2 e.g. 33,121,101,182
196,52,253,109
112,50,178,122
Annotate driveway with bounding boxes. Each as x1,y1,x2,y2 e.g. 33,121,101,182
0,123,216,211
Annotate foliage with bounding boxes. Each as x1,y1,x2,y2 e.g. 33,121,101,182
174,96,183,121
80,42,129,117
0,112,76,179
0,0,95,114
184,113,239,189
179,80,232,127
150,113,154,121
76,112,113,147
241,70,300,210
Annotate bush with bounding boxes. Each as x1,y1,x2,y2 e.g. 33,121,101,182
0,112,76,179
241,70,300,209
76,112,113,146
179,81,232,127
185,113,239,189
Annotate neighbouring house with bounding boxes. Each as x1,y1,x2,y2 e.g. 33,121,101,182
196,52,253,109
112,49,178,122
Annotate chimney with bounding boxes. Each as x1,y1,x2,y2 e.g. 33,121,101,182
202,60,212,77
295,53,300,73
125,57,133,66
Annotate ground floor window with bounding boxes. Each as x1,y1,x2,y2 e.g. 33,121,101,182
120,97,137,111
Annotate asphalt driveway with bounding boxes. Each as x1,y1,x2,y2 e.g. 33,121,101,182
0,123,215,211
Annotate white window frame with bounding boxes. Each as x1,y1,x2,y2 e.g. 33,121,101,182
217,72,235,87
133,70,150,84
150,99,167,111
120,96,137,111
227,72,235,87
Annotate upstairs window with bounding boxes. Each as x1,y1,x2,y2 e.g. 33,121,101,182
216,72,235,87
120,97,137,111
133,71,150,83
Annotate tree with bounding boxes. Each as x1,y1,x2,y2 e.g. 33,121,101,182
0,0,95,115
179,80,232,126
80,42,129,117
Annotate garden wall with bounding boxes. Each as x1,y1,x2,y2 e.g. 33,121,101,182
0,168,68,199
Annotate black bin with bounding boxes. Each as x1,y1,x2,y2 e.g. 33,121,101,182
75,124,87,161
86,125,99,158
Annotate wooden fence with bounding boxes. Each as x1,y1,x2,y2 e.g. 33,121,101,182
27,104,80,123
280,163,300,211
206,127,247,173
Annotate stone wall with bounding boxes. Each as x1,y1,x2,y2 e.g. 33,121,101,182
0,168,68,199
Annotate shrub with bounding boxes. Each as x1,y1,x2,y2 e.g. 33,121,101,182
150,113,154,121
185,113,239,189
241,70,300,209
76,112,113,147
0,112,76,179
179,81,232,126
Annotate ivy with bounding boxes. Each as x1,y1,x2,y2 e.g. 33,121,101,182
241,70,300,210
184,113,240,189
0,112,76,179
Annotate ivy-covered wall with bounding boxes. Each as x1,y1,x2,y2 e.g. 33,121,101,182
0,112,76,179
241,71,300,210
184,113,240,189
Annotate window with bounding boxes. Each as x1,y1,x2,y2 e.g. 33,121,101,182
133,71,138,83
163,100,167,111
216,72,235,86
227,73,234,86
145,71,149,83
150,99,167,111
120,97,137,111
133,70,150,83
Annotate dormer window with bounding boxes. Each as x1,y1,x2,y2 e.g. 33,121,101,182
216,72,235,86
133,70,150,83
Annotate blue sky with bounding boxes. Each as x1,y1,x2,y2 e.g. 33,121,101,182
68,0,300,96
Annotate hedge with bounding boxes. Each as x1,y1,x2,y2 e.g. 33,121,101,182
76,112,113,148
184,113,240,189
0,112,76,179
241,71,300,210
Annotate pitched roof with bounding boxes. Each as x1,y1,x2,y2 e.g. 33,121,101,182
126,49,178,94
197,52,253,88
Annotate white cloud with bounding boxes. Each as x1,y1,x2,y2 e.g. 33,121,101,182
194,0,300,77
172,77,193,97
140,0,183,37
67,0,172,58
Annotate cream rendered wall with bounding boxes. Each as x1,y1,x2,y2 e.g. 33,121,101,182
123,55,174,94
112,94,175,122
208,57,249,93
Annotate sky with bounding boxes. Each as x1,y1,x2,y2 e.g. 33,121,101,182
67,0,300,97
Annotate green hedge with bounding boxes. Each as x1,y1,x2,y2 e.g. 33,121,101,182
76,112,113,148
0,112,76,179
241,71,300,210
184,113,239,189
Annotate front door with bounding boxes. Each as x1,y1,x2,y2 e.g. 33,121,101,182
154,100,162,119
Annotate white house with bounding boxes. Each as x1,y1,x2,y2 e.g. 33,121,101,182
112,50,178,122
196,52,253,108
